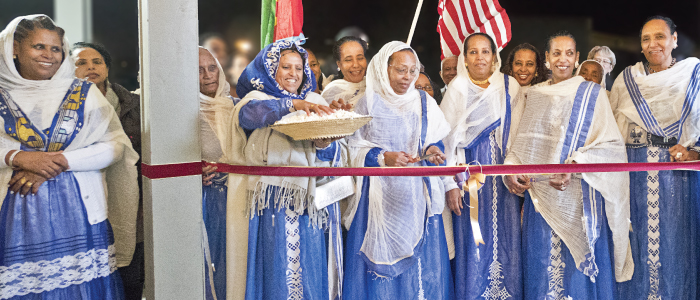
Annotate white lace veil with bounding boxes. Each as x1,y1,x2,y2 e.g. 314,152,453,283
346,41,450,276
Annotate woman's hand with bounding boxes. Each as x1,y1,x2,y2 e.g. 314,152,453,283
12,151,68,179
383,151,418,167
202,165,217,186
313,137,341,149
446,188,463,215
670,144,700,161
424,146,446,165
8,170,47,196
549,173,572,191
292,100,335,116
329,98,353,111
503,175,531,194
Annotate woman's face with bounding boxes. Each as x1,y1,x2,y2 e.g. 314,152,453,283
511,49,537,86
387,50,418,95
12,28,63,80
546,36,579,83
73,47,109,86
275,50,304,94
464,35,495,81
307,51,322,83
593,53,613,74
578,61,603,85
199,49,219,98
337,41,367,83
415,73,434,97
641,19,677,67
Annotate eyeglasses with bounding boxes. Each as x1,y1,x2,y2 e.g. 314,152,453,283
415,85,433,92
594,58,612,66
389,64,419,76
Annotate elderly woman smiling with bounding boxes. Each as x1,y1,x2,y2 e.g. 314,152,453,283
610,15,700,300
344,41,453,300
230,40,345,300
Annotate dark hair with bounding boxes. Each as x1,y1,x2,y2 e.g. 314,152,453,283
545,30,576,53
419,71,443,104
640,15,677,37
279,45,309,94
72,42,112,70
14,16,65,44
332,36,368,80
305,49,323,89
463,33,497,55
501,43,548,85
199,32,225,46
387,48,414,65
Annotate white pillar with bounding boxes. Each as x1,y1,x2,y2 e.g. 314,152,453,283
138,0,204,299
53,0,92,43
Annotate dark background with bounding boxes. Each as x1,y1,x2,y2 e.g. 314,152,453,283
3,0,699,91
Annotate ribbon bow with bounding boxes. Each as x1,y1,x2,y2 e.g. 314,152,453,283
454,163,486,246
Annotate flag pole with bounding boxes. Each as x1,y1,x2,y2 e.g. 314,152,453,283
406,0,424,46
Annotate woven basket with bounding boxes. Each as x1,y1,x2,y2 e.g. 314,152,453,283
269,116,372,141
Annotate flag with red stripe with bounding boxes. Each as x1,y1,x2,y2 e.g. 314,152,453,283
437,0,511,59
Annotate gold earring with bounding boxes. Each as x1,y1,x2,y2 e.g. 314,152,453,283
12,54,17,60
535,72,538,77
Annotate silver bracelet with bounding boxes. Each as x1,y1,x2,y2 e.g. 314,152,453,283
8,150,19,168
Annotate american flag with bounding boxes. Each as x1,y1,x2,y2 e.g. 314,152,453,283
437,0,512,59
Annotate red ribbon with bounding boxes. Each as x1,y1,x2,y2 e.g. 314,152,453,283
141,160,700,179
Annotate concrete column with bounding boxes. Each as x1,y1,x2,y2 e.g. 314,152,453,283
138,0,204,299
53,0,92,43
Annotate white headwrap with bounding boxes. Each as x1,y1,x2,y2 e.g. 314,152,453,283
575,59,607,90
346,41,451,277
506,76,633,282
610,57,700,147
441,34,520,191
199,47,234,163
320,77,366,110
0,15,139,267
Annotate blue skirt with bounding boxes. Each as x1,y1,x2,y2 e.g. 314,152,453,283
203,174,228,300
0,172,124,300
522,191,616,300
343,177,454,300
452,130,523,300
615,146,699,300
244,186,328,300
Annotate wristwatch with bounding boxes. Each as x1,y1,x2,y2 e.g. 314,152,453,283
377,150,387,167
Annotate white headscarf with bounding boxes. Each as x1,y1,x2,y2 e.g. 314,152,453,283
346,41,451,277
0,15,139,267
575,59,607,90
441,33,519,183
199,47,234,163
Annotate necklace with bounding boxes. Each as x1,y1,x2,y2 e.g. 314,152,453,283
647,58,677,74
468,72,489,85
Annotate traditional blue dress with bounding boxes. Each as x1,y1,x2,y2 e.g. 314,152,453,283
344,88,454,300
449,75,523,300
509,78,629,300
611,61,700,300
0,80,124,299
203,173,229,300
234,40,343,300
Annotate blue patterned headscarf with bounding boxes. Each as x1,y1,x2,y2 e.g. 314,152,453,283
236,39,317,99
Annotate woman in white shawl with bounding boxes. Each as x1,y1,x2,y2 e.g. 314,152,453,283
441,32,522,300
503,31,633,300
0,15,138,299
344,41,454,300
321,36,368,111
609,16,700,300
230,39,345,300
198,47,237,300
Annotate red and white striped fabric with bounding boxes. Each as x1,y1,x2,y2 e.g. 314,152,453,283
437,0,511,59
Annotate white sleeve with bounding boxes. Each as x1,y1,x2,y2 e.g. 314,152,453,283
63,141,124,171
